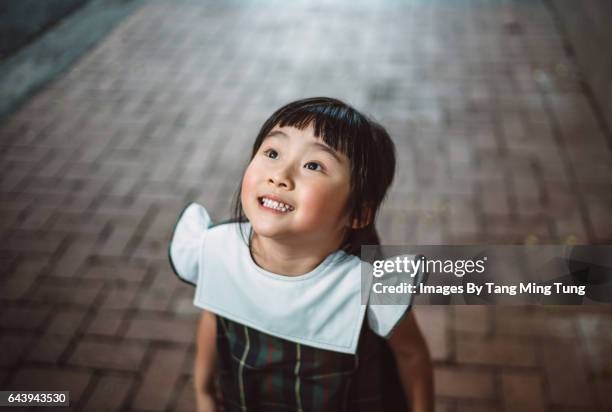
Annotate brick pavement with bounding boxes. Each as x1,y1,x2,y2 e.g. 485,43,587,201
1,0,612,411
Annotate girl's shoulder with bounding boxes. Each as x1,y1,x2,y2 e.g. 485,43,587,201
170,202,250,239
172,202,213,233
168,202,247,285
168,203,211,285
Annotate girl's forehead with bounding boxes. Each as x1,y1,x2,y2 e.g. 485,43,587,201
270,123,316,137
266,125,325,146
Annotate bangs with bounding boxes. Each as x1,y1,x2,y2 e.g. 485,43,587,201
266,99,372,160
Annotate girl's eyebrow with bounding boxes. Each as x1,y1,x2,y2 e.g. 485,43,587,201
312,142,342,164
265,130,343,164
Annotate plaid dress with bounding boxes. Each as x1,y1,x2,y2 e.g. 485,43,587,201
214,315,409,412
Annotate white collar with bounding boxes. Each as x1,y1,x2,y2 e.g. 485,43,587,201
194,222,367,354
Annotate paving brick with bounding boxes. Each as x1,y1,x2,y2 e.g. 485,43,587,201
446,198,483,242
130,237,169,262
135,189,185,209
483,216,552,244
30,280,103,307
414,306,450,362
35,150,72,179
50,237,96,278
2,230,65,254
515,195,549,220
101,285,138,310
553,214,590,244
26,333,72,364
0,209,20,231
136,269,179,312
103,177,139,198
457,335,537,367
0,253,17,274
45,309,87,336
541,340,593,406
434,366,496,400
60,194,98,214
0,335,32,367
480,190,511,218
94,197,145,219
171,286,201,316
595,378,612,407
83,262,147,283
0,306,49,330
576,313,612,340
97,230,133,258
144,208,182,241
174,377,197,412
452,306,491,335
27,193,64,211
69,340,146,371
501,372,545,412
181,349,195,377
3,147,50,164
74,177,111,199
83,374,133,411
493,307,577,338
455,403,501,412
434,400,453,412
18,206,56,231
0,168,30,193
25,176,75,196
0,271,39,301
49,212,108,236
585,194,612,242
578,319,612,381
12,255,50,274
85,310,125,337
125,317,195,344
132,347,187,411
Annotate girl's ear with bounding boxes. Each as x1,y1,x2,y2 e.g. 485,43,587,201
350,206,373,229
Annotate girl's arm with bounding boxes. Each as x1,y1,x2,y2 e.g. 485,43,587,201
194,310,218,412
388,311,434,412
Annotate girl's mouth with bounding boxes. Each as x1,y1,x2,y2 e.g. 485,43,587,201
258,196,295,213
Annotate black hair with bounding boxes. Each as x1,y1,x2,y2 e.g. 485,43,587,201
231,97,396,257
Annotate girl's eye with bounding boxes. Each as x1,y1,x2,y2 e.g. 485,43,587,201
304,162,323,172
263,149,278,159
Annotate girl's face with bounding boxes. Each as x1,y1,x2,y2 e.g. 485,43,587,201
241,123,352,247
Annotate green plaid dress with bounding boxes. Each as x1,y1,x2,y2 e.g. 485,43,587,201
214,315,409,412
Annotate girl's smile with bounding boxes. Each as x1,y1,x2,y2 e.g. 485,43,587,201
257,194,295,213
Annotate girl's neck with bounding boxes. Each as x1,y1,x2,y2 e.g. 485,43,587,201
250,231,343,276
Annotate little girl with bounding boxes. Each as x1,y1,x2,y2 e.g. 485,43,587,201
169,97,433,411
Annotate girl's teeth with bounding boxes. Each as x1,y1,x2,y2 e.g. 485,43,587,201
262,197,292,212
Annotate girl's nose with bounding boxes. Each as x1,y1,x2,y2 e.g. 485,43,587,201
268,167,294,190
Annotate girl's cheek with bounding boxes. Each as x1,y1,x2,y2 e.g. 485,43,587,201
240,166,260,216
300,183,347,214
241,163,259,195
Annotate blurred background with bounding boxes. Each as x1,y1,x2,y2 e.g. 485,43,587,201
1,0,611,410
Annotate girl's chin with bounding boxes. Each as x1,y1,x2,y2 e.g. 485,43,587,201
250,221,290,236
